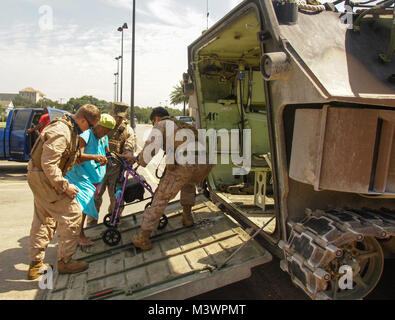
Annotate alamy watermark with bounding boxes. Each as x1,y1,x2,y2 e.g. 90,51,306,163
141,122,251,175
340,5,354,29
38,5,53,31
38,265,53,290
338,265,353,290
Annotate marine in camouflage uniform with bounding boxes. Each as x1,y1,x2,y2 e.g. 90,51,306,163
130,107,214,251
93,102,136,223
27,104,100,280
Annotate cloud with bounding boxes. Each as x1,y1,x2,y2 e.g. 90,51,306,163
0,0,243,107
0,20,119,99
100,0,131,9
145,0,197,28
230,0,244,10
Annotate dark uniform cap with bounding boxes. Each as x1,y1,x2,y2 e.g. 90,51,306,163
112,102,129,118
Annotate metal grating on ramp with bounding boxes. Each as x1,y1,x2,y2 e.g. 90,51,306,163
45,195,271,300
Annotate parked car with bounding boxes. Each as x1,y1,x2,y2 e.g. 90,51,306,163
175,116,195,126
0,107,68,162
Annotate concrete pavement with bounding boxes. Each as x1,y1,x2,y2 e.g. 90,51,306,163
0,162,48,299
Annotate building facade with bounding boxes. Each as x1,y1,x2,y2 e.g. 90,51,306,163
18,87,45,103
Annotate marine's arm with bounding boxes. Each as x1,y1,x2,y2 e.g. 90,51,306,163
40,123,78,198
121,125,136,156
40,124,71,193
136,121,166,167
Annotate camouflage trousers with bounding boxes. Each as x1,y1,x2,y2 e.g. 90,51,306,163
27,162,82,263
141,163,213,231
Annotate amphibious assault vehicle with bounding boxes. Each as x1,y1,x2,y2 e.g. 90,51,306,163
47,0,395,301
185,0,395,299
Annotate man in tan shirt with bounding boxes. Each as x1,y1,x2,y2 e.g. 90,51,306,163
27,104,100,280
125,107,213,251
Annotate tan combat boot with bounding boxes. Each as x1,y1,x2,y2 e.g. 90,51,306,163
181,205,194,227
27,261,53,280
58,259,89,274
132,230,152,251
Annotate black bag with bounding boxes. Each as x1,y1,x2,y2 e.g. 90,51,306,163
123,175,146,203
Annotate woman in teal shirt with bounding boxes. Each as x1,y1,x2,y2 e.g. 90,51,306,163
66,114,116,246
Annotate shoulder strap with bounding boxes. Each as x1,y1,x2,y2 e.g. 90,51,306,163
55,115,80,146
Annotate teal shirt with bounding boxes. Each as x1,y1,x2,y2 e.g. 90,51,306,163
65,130,109,219
79,129,109,184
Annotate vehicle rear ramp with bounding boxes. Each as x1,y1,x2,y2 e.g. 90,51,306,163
45,195,272,300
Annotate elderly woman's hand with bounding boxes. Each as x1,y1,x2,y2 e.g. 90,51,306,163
95,155,108,166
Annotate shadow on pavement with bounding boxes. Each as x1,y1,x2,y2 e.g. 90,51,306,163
0,235,57,300
0,163,28,182
191,257,308,300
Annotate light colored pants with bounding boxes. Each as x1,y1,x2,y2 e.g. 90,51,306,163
27,165,82,263
142,164,213,231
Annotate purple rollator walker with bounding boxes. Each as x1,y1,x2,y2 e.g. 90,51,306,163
101,153,168,246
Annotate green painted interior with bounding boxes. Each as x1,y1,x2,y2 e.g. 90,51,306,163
194,8,270,190
245,112,270,156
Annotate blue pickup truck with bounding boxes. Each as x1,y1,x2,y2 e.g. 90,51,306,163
0,107,68,162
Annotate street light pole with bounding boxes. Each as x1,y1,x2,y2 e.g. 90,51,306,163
113,71,118,102
130,0,136,129
114,81,117,102
118,22,128,102
114,72,119,101
115,56,121,101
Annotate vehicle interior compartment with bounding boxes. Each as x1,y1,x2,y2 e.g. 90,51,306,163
193,7,276,234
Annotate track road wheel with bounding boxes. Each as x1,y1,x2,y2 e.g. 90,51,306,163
324,236,384,300
102,228,122,247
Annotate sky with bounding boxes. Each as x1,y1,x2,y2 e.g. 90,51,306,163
0,0,243,108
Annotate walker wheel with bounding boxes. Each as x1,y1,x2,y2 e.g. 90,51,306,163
158,215,168,230
103,213,113,228
102,228,121,246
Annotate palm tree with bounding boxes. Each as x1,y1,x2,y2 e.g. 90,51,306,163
169,80,189,116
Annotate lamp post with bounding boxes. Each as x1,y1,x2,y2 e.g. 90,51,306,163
117,22,128,102
114,72,119,102
114,81,117,102
130,0,136,129
115,56,121,101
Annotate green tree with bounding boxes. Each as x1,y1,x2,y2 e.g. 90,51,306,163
11,96,67,110
133,105,185,124
12,96,34,108
169,80,189,116
134,106,152,124
64,96,113,114
32,98,64,109
166,106,184,117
